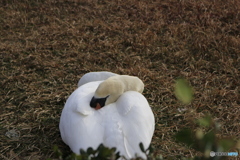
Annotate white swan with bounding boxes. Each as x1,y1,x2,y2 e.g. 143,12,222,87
59,73,155,159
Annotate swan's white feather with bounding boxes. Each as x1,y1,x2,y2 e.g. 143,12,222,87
60,75,155,159
77,71,118,87
60,81,104,153
99,91,154,159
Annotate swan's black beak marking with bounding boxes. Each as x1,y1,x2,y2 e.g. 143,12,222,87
90,96,109,109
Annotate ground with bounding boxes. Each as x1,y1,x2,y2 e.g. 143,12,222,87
0,0,239,159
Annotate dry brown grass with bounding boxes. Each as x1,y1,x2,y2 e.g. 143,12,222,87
0,0,239,159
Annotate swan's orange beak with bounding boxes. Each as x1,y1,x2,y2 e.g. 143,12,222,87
95,103,101,110
90,96,109,110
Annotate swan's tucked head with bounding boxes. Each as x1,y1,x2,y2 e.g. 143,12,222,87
90,78,124,110
90,75,144,110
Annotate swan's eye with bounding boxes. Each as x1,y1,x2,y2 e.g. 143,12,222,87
90,96,109,110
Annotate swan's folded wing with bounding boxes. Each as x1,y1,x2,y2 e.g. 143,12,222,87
69,81,103,115
59,81,104,153
117,91,155,159
78,71,118,87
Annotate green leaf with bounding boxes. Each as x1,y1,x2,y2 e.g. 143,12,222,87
147,144,154,153
219,139,235,151
174,78,193,104
195,129,204,140
202,131,215,149
175,128,195,147
97,144,104,150
139,142,145,152
53,145,62,158
95,144,117,159
80,149,86,155
87,147,96,155
197,115,212,127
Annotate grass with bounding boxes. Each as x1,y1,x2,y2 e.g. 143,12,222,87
0,0,239,159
